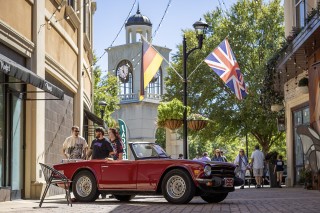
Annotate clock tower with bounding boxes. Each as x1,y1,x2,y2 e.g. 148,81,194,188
107,6,171,142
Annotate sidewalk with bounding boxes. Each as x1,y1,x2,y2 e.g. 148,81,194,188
1,187,320,213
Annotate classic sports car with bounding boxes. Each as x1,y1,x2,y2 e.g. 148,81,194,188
53,142,243,204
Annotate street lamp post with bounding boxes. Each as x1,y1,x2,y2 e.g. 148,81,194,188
98,100,107,119
183,19,208,159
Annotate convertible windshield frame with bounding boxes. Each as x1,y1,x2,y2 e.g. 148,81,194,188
130,142,169,160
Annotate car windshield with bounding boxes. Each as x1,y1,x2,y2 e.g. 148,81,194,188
132,143,169,159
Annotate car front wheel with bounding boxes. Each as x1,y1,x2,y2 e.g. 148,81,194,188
161,169,195,204
72,170,99,202
200,193,228,203
113,195,135,202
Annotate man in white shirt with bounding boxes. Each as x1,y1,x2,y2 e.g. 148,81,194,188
250,145,264,188
62,126,88,159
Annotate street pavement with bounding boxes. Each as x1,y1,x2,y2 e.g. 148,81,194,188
1,186,320,213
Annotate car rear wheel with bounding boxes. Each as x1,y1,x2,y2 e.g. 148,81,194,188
200,193,228,203
161,169,195,204
113,195,135,202
72,170,99,202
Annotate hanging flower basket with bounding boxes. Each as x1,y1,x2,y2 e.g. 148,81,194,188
187,120,208,131
165,119,183,130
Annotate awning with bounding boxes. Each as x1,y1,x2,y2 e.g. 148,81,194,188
0,53,64,100
84,109,106,128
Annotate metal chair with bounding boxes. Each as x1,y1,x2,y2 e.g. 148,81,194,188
39,163,72,207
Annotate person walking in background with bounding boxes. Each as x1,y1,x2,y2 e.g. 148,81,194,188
62,126,88,160
274,155,285,188
178,154,183,159
234,149,249,189
211,149,227,162
108,128,124,160
220,150,228,162
250,144,265,188
200,152,211,161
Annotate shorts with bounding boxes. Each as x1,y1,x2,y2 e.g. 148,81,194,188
276,171,283,176
253,168,263,176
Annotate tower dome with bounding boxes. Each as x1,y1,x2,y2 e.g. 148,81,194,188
126,6,152,27
125,5,152,43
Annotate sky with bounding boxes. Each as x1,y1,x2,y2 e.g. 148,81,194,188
93,0,238,72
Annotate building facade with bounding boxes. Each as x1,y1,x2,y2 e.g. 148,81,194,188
275,0,320,187
108,7,171,143
0,0,98,201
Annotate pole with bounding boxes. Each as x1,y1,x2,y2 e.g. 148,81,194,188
183,35,188,159
246,133,248,158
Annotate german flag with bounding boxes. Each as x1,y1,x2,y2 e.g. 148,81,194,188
140,39,163,100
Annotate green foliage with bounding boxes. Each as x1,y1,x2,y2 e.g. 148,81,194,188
157,98,190,126
164,0,286,155
188,113,208,120
93,54,120,126
155,128,166,149
298,77,308,87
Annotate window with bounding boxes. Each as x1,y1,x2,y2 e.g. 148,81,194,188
117,60,133,95
295,0,306,28
293,106,309,184
146,68,162,95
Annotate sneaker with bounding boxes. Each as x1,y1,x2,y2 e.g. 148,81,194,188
101,194,106,199
240,185,244,189
257,185,261,188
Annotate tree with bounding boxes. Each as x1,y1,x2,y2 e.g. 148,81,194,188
164,0,285,155
93,55,120,127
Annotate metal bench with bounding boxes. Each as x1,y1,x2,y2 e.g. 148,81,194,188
39,163,72,207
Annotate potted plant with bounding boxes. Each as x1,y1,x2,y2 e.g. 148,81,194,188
296,77,309,94
187,113,209,131
299,167,313,189
157,98,190,130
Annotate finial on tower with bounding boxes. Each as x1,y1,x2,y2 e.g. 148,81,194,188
137,2,140,14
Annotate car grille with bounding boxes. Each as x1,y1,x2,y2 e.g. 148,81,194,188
211,165,235,177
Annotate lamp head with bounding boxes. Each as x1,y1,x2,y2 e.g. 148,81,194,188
193,18,209,36
98,100,107,107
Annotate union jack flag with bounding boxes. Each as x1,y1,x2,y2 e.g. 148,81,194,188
204,39,247,100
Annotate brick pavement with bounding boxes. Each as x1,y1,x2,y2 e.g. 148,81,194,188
1,187,320,213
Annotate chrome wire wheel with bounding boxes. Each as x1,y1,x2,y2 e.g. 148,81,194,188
166,175,187,199
76,176,93,197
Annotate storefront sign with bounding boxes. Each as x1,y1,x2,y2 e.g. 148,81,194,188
0,59,10,74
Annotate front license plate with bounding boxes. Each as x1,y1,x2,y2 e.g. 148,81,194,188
223,178,234,187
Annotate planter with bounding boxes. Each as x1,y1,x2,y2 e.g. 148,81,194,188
271,104,283,112
296,86,309,94
165,119,183,130
187,120,208,131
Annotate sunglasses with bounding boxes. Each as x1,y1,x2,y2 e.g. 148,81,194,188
74,130,80,132
240,151,244,152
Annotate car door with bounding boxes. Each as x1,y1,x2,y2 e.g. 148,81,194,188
99,160,137,189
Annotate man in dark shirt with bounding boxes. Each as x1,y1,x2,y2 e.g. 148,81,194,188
87,127,114,160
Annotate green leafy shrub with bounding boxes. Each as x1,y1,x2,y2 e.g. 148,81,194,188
188,113,208,120
157,98,190,126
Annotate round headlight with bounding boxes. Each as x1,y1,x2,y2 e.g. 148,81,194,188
204,165,211,176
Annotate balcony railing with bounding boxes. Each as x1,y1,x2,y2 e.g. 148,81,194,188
119,92,162,103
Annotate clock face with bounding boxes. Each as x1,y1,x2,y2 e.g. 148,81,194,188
118,65,129,82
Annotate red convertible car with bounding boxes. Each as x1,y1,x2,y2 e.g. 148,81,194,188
53,142,243,204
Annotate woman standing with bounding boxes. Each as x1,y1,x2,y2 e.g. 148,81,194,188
234,149,249,189
108,128,124,160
